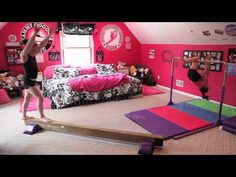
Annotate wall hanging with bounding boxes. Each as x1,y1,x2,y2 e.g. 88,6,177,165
48,45,60,61
228,48,236,63
100,24,123,51
183,50,223,72
96,47,104,62
5,46,23,65
162,50,173,62
149,49,155,59
20,22,53,53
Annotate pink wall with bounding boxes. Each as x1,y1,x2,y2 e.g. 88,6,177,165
0,22,61,73
141,44,236,107
0,22,141,74
93,22,141,66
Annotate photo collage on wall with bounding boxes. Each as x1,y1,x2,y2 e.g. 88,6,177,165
228,48,236,63
5,46,23,65
48,45,60,61
183,50,224,72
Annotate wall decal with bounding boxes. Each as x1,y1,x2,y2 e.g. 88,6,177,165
225,24,236,37
125,36,132,50
100,24,123,51
228,48,236,63
20,22,53,53
162,50,173,62
48,45,60,61
149,49,155,59
5,46,23,65
183,50,223,72
96,47,104,62
203,31,211,36
215,29,224,35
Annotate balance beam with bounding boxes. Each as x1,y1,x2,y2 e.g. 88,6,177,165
24,118,164,147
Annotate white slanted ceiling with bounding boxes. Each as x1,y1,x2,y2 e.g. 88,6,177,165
125,22,236,45
0,22,7,30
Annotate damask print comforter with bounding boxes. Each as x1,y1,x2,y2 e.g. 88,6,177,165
43,74,142,109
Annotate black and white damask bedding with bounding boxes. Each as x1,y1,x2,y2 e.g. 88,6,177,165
43,64,142,109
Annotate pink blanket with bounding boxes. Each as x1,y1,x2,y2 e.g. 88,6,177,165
69,73,130,92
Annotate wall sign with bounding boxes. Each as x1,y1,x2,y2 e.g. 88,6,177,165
96,47,104,62
149,49,155,59
100,24,123,51
162,50,173,62
21,22,53,53
48,45,60,61
8,34,17,42
228,48,236,63
183,50,223,72
5,46,23,65
225,24,236,37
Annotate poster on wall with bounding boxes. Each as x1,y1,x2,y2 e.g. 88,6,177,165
48,45,60,61
100,24,123,51
21,22,53,53
228,48,236,63
183,50,223,72
162,50,173,62
5,46,23,65
149,49,155,59
48,52,60,61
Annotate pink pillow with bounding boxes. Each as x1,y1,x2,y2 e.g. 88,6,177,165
0,89,11,105
78,67,97,75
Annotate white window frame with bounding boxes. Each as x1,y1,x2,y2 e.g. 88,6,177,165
60,31,94,67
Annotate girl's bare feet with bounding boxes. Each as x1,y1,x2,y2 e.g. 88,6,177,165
40,117,52,123
22,116,34,120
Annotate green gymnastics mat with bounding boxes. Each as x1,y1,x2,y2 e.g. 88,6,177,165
187,99,236,117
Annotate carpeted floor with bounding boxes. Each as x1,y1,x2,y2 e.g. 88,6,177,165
1,86,236,155
19,97,51,112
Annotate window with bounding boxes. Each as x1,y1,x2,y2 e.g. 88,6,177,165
60,34,94,67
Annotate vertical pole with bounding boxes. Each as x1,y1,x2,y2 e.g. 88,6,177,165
168,57,175,105
215,62,228,126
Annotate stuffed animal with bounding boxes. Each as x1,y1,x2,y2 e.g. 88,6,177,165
0,75,20,89
117,61,126,69
130,65,137,76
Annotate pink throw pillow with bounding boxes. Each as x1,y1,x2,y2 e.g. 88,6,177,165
79,67,97,75
0,89,11,105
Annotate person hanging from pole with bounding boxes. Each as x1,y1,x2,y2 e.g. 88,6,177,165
174,54,212,100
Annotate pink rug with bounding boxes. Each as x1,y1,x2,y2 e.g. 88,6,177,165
142,85,165,96
19,97,51,112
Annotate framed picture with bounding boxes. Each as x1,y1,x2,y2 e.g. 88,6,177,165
183,50,224,72
5,46,23,65
228,48,236,63
48,45,61,61
149,49,155,59
162,50,173,62
48,51,61,61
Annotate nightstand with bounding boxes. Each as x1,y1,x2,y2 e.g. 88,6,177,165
117,67,129,75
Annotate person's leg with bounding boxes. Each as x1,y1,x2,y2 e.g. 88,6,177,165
204,55,211,76
28,85,51,122
22,89,32,119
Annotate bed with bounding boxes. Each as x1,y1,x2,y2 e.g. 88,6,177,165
42,64,142,109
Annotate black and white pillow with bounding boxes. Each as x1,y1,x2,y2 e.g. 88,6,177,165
96,64,116,75
53,67,79,79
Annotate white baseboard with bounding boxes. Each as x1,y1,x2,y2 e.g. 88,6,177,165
156,84,236,109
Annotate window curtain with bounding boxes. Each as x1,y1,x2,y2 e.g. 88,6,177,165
63,23,95,35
